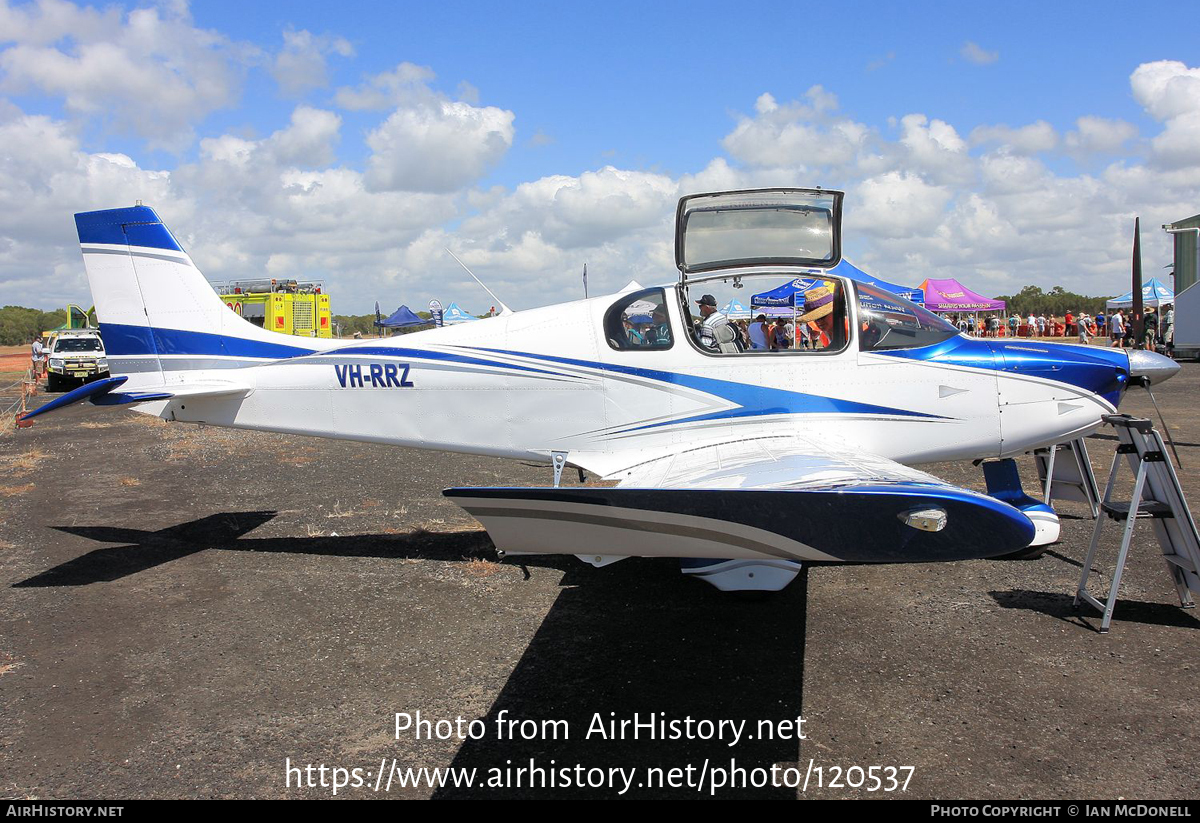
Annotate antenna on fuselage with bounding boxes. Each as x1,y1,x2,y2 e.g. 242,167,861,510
444,248,513,316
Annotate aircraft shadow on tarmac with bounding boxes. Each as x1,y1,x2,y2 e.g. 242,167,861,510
13,511,569,588
433,559,810,799
18,511,812,798
989,588,1200,632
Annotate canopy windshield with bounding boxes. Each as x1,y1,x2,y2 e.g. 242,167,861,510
676,189,843,276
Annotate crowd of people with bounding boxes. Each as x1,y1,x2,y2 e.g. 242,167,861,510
691,283,845,353
626,284,1177,356
950,306,1175,351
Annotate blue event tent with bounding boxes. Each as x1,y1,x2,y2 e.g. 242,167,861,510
833,260,925,305
1106,278,1175,309
376,305,430,328
441,302,479,324
750,276,821,310
749,260,923,313
720,298,751,318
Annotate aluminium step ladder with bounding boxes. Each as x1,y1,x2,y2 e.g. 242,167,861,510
1034,438,1100,519
1075,414,1200,633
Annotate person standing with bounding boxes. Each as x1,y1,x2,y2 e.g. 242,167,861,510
695,294,738,353
749,314,769,350
30,335,45,379
1110,310,1124,347
1163,304,1174,352
1143,308,1158,351
795,283,842,350
771,317,793,350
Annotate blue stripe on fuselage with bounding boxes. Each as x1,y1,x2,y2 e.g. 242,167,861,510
100,323,316,359
98,324,568,378
463,346,948,430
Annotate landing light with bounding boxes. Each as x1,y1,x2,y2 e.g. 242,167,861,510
900,507,948,532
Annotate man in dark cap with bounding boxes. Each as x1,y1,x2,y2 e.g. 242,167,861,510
695,293,738,353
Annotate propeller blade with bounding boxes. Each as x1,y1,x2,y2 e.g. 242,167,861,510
1132,217,1144,348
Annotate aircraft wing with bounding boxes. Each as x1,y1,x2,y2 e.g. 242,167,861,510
444,435,1036,564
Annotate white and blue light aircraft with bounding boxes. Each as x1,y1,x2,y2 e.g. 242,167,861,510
25,188,1180,592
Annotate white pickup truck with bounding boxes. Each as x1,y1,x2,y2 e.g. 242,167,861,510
46,330,110,391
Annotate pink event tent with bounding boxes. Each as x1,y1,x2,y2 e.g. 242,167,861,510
917,278,1006,313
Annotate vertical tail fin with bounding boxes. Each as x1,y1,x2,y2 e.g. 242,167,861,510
75,206,322,383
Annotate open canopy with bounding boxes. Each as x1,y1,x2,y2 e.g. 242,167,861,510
376,305,430,328
1106,278,1174,309
918,278,1005,313
441,302,478,324
675,188,843,276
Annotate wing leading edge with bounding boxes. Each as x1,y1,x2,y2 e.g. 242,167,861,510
445,436,1035,564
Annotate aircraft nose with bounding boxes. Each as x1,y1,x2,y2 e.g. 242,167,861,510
1127,349,1181,386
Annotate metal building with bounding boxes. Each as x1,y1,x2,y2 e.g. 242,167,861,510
1166,213,1200,358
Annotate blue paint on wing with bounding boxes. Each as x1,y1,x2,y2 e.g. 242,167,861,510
19,375,129,420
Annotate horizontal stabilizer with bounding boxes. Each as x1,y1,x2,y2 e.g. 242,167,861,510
20,379,250,422
19,376,129,421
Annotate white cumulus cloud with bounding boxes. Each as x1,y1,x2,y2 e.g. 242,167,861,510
0,0,256,149
270,28,354,97
364,99,515,193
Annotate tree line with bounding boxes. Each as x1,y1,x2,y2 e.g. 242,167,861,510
0,306,67,346
990,285,1115,318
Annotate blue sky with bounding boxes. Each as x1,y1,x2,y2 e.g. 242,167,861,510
1,0,1198,313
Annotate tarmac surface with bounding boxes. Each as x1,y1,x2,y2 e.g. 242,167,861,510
1,361,1199,799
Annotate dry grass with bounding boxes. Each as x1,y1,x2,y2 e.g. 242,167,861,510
305,523,324,538
163,439,204,461
462,558,502,578
78,421,113,430
278,455,314,466
127,413,168,428
118,477,140,487
0,483,35,497
278,445,319,466
325,501,357,519
2,448,49,476
0,650,22,677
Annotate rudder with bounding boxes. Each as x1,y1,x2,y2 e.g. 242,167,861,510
75,206,321,383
